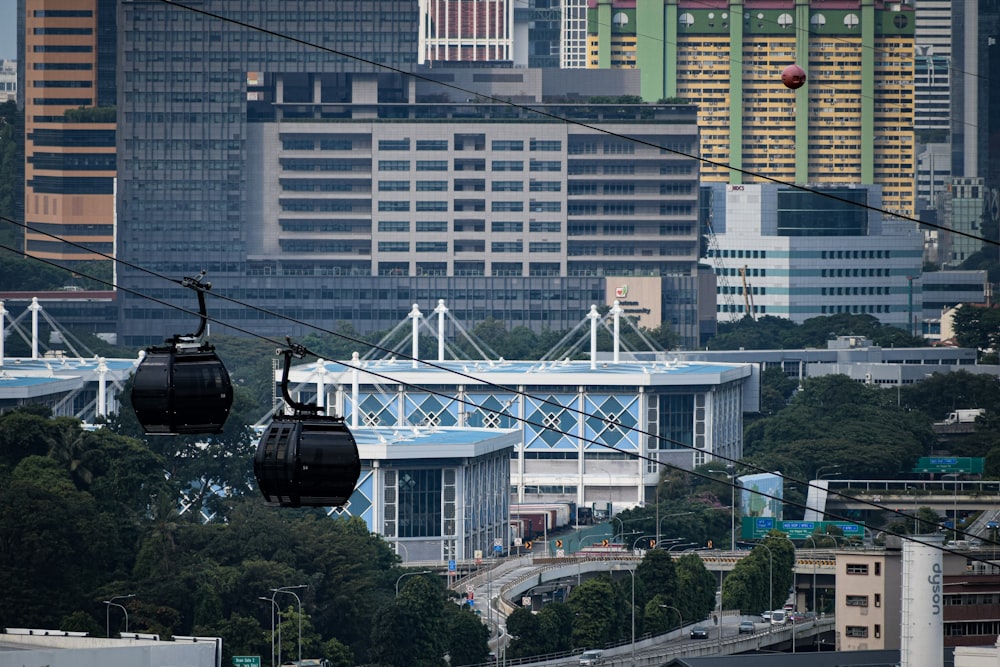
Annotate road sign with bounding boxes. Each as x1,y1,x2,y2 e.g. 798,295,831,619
493,544,503,554
233,657,261,667
493,537,503,547
448,559,456,571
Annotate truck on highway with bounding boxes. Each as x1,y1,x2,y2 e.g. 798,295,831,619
939,409,984,425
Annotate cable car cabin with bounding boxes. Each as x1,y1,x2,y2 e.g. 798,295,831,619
254,415,360,508
131,345,234,435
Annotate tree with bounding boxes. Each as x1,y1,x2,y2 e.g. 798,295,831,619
442,603,490,666
673,553,717,625
568,576,618,650
951,305,1000,352
369,574,447,667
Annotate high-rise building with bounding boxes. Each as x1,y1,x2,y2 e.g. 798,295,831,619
19,0,116,264
0,60,16,103
706,183,924,329
418,0,513,63
116,2,713,349
586,1,917,217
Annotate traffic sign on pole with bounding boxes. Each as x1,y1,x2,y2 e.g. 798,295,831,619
233,657,261,667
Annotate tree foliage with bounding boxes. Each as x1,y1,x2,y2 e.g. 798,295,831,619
710,313,925,350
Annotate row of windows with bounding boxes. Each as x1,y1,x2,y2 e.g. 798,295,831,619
821,268,891,277
845,625,881,639
821,305,893,314
375,221,563,234
845,562,882,575
822,286,890,296
714,249,769,259
375,139,562,151
377,241,563,253
33,45,93,52
33,63,93,70
822,250,892,259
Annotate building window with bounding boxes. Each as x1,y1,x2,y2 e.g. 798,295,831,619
492,160,524,172
875,562,881,576
874,593,881,608
416,180,448,191
416,221,448,232
492,241,523,253
845,563,869,575
416,139,449,150
845,626,869,638
416,160,448,171
378,241,409,252
378,160,410,171
492,201,524,212
416,201,448,212
397,469,442,538
378,201,410,212
416,242,447,253
529,242,560,253
378,221,409,232
492,140,523,151
846,595,869,607
378,139,410,150
492,181,523,192
530,140,561,151
492,222,523,233
378,180,410,191
874,624,881,639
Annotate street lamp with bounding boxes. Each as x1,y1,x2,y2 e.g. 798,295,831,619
815,464,841,480
755,543,773,627
259,597,279,667
272,585,307,665
724,466,739,551
613,565,636,667
395,570,431,596
659,604,682,633
103,594,134,637
943,473,960,539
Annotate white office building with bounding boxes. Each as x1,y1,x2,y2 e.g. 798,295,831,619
706,183,925,331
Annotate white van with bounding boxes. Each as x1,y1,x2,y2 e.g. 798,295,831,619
579,649,605,665
770,610,787,625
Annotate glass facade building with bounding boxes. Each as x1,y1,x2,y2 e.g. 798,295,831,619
117,0,712,349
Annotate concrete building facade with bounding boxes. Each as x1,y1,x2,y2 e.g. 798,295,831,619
18,0,116,264
705,183,924,329
585,0,917,217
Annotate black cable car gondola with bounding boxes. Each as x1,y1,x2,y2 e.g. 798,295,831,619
254,344,361,508
131,273,234,435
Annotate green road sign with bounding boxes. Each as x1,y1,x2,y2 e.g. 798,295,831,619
233,657,261,667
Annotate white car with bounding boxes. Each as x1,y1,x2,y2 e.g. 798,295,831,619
579,649,604,665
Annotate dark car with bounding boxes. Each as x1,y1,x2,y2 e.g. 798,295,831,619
738,621,755,634
690,626,709,639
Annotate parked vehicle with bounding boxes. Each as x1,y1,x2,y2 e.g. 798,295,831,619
739,621,756,634
579,649,604,665
690,626,709,639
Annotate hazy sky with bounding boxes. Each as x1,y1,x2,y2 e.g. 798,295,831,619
2,3,15,60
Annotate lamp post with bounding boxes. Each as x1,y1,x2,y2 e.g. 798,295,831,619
943,473,960,539
613,565,635,667
612,515,625,543
259,597,279,667
395,570,431,597
659,604,682,633
756,543,773,629
815,464,841,480
724,466,739,551
103,594,134,637
272,585,307,665
906,485,917,533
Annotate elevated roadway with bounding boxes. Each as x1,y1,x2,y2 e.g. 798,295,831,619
451,553,837,665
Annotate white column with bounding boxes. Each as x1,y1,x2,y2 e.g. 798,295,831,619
588,304,601,370
409,303,421,369
29,297,42,359
434,299,448,361
611,300,623,363
351,352,360,429
96,358,108,419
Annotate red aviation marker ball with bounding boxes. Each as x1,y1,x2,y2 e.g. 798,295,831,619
781,64,807,90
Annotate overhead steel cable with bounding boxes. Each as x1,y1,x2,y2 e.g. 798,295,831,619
1,225,996,565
